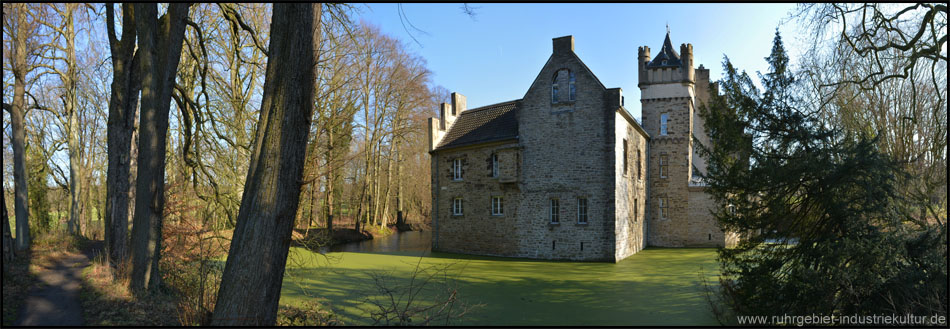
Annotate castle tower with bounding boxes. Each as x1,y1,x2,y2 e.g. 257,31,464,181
638,30,704,247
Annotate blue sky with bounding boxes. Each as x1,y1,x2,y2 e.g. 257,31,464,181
358,3,802,119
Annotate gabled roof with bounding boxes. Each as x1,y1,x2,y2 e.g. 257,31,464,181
433,100,520,152
647,32,681,68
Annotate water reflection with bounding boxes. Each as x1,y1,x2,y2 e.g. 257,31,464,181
323,231,432,254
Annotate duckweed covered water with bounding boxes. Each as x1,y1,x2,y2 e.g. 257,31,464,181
279,235,721,326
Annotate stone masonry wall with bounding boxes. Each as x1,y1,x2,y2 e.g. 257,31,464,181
642,96,694,247
615,111,649,260
431,142,523,257
514,38,616,261
686,187,725,247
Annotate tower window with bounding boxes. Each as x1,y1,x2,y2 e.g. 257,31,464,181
659,154,669,178
549,198,560,224
569,72,576,101
659,197,669,219
660,113,669,135
577,197,588,224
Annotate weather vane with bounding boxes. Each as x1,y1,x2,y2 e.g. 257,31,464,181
666,22,670,34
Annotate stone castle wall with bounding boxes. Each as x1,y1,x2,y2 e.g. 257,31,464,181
614,111,649,260
431,141,524,257
512,37,616,261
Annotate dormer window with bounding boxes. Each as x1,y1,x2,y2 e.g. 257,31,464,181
569,72,576,101
662,60,667,65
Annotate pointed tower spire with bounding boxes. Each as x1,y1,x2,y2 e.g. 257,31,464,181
648,27,681,68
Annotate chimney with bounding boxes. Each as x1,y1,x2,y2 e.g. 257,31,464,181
451,92,466,114
553,35,574,54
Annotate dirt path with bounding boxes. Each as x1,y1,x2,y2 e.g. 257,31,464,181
14,242,100,326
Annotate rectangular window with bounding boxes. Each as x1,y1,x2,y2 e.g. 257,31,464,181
659,197,668,219
660,113,669,135
491,153,499,178
659,154,669,178
453,197,463,216
577,198,588,224
634,198,638,222
549,198,560,224
552,85,559,103
622,139,628,175
453,158,462,181
492,196,504,216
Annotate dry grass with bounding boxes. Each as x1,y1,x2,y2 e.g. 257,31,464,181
2,249,35,326
79,252,180,326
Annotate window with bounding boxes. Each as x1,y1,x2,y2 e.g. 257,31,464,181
637,149,642,180
549,199,560,224
659,154,669,178
452,158,462,181
492,196,504,216
660,113,669,135
569,72,576,101
491,153,499,178
727,204,737,216
659,197,668,219
577,198,588,224
552,84,559,103
453,197,463,216
622,139,628,175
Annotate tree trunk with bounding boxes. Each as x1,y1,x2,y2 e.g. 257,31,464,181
63,4,82,235
324,132,333,231
105,3,140,266
211,3,320,325
130,3,190,294
396,141,404,227
3,192,14,268
11,4,31,251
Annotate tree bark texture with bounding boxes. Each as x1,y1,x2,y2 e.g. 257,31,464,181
10,3,31,251
3,192,14,267
211,3,320,325
129,2,190,294
105,3,140,266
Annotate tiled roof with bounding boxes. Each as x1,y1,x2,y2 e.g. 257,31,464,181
647,32,681,68
434,100,520,151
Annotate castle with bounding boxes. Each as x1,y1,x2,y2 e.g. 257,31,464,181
427,33,737,262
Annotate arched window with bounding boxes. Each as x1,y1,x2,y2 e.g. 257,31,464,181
569,72,576,101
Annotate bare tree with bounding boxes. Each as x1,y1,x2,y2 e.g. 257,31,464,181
2,3,38,251
104,3,140,266
211,3,320,325
129,2,191,294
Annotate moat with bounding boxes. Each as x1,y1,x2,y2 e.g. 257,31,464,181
282,231,721,325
